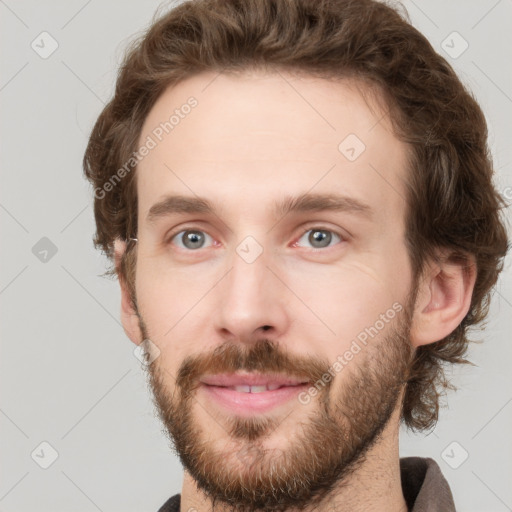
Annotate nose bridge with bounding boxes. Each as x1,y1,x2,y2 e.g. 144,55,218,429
214,235,288,339
226,238,269,310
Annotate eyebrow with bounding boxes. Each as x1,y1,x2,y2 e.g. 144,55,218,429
146,192,374,224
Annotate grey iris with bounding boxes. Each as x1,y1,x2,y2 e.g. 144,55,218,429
182,230,205,249
309,230,331,248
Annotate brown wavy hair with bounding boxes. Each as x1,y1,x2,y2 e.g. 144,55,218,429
83,0,509,430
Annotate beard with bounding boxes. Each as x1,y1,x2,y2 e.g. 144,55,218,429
138,301,414,512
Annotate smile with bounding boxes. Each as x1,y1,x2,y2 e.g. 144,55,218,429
199,373,310,415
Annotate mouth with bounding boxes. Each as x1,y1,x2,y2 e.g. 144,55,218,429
199,373,310,415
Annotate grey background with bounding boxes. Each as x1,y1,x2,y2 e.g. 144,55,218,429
0,0,511,511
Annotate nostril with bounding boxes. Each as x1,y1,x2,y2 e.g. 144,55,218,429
261,325,271,331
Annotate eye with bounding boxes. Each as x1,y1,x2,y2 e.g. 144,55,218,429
166,226,344,252
294,228,343,249
169,229,215,250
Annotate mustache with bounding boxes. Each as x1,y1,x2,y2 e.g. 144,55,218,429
175,339,332,396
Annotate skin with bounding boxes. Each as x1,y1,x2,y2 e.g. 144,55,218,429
115,70,476,511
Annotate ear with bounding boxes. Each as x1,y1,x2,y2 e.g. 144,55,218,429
114,238,143,346
410,251,477,348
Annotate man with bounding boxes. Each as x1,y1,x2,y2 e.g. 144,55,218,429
83,0,508,510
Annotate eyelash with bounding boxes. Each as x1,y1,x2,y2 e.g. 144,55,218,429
165,225,345,252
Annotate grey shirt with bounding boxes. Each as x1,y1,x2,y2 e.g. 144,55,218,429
157,456,455,511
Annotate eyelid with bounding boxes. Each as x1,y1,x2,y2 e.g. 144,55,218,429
291,225,347,249
165,224,218,249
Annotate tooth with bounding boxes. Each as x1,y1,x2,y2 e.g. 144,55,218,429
233,385,251,393
267,384,280,391
249,385,268,393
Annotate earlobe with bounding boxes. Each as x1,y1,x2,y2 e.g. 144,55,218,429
410,253,477,348
114,238,143,346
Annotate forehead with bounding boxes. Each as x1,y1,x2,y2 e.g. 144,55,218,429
136,70,409,226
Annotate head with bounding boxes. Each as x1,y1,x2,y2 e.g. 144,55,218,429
83,0,509,509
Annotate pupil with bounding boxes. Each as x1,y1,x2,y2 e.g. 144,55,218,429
310,230,331,247
184,231,204,248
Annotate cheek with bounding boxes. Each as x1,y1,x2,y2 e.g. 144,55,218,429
136,253,216,314
286,258,408,346
135,262,208,364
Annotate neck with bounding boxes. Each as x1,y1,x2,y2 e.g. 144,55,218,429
180,406,407,512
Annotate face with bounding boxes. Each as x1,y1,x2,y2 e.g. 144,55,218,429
130,70,416,510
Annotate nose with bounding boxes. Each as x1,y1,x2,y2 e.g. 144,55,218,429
214,244,290,344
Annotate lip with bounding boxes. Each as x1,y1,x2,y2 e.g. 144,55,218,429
199,373,310,415
200,372,309,388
